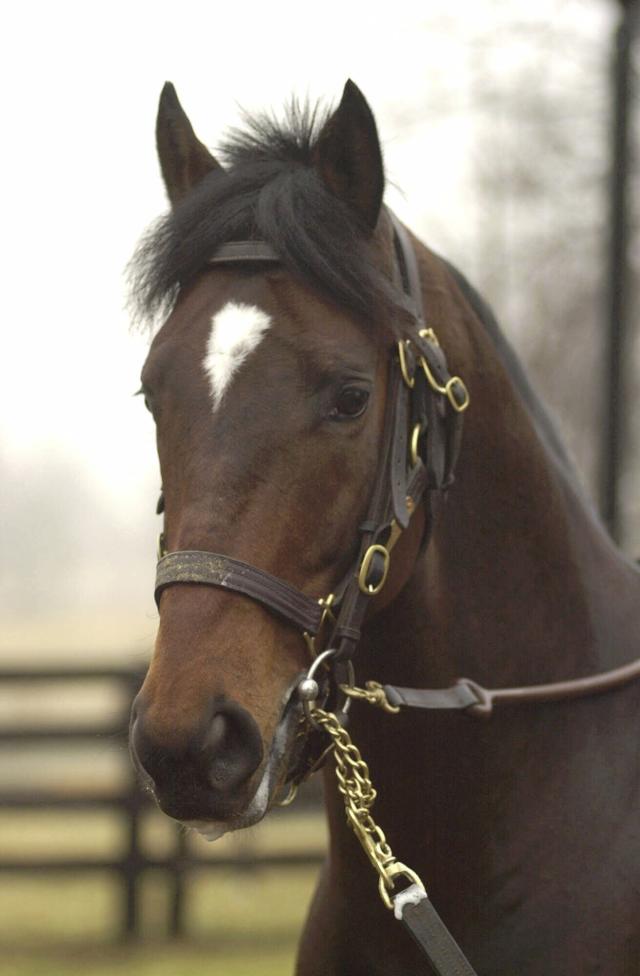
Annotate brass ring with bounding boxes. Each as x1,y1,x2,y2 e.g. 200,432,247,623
410,423,423,467
378,862,427,911
397,340,415,389
358,545,390,596
419,355,447,396
418,326,440,347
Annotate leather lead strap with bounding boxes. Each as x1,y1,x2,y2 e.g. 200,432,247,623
384,654,640,718
396,895,479,976
385,681,481,712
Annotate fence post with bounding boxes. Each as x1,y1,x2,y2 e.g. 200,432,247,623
121,671,145,940
169,826,189,937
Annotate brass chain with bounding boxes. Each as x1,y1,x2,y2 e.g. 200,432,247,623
310,705,425,910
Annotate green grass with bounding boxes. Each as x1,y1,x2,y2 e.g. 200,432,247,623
0,870,316,976
5,944,297,976
0,810,325,976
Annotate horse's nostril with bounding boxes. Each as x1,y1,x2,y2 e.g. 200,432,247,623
128,697,264,817
202,713,227,754
201,703,264,794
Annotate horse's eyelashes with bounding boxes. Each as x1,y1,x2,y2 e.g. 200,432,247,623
134,385,154,414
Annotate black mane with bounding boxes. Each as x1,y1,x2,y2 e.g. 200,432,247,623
129,99,400,329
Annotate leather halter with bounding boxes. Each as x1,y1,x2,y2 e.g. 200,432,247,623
154,211,466,670
148,212,640,976
153,212,640,719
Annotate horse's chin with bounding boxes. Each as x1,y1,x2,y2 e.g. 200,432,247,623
183,685,305,842
184,767,271,842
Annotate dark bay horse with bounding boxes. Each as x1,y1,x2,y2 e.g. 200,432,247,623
129,80,640,975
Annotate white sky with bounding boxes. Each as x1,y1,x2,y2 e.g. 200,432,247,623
1,2,475,495
0,0,619,651
0,0,612,487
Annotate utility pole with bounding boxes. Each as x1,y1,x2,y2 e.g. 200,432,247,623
602,0,638,541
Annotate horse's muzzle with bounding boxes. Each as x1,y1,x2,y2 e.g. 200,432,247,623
129,695,264,821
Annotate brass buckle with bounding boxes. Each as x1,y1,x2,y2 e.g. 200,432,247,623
418,328,470,413
358,545,390,595
420,356,470,414
445,376,471,413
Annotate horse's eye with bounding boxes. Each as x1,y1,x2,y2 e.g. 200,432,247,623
330,386,370,421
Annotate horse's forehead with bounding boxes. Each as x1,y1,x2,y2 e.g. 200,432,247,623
204,299,273,411
144,271,379,392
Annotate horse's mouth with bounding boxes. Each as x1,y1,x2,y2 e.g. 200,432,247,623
182,679,309,842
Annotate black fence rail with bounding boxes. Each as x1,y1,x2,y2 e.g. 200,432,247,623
0,664,323,940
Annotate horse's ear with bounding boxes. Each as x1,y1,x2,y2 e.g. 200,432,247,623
156,82,222,207
313,80,384,231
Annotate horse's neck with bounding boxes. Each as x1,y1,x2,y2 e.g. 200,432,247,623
318,254,640,949
397,247,640,689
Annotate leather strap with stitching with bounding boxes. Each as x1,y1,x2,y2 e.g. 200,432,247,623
155,550,325,635
385,658,640,719
206,241,280,264
396,894,479,976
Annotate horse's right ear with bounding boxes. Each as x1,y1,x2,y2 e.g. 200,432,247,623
156,82,222,207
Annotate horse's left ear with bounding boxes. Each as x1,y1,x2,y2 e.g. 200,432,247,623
313,80,384,231
156,82,223,207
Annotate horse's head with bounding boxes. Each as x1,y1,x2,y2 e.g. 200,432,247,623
129,81,427,838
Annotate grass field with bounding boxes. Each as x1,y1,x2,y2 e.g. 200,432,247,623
0,809,326,976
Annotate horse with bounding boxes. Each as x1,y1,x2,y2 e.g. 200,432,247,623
128,80,640,975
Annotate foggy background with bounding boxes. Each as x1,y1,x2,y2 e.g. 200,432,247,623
1,1,638,973
1,0,638,667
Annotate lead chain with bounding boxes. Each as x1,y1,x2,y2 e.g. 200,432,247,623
310,705,425,910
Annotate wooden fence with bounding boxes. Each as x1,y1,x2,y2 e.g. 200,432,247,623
0,664,322,940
